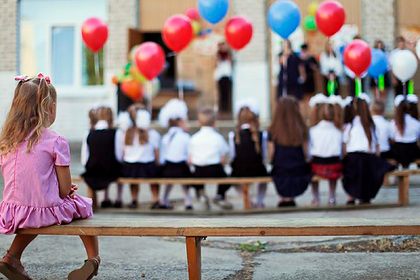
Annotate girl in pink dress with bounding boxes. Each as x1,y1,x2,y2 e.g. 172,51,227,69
0,75,100,280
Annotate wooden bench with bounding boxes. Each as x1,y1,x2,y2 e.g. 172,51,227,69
18,218,420,280
73,169,415,210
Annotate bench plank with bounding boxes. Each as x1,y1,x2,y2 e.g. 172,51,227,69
18,218,420,236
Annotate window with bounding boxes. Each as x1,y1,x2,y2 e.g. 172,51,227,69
52,26,75,86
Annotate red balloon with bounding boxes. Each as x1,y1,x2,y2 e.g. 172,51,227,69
81,17,108,52
121,78,144,102
343,39,372,77
163,15,193,53
225,16,253,51
315,1,345,37
134,42,166,80
186,7,200,20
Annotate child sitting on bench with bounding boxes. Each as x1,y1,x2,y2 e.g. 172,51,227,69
0,74,99,280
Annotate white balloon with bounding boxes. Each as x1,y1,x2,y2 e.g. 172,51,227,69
417,39,420,59
391,50,418,82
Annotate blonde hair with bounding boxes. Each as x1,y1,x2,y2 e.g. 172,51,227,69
198,106,216,126
88,108,98,130
235,107,261,153
125,103,149,145
0,78,57,154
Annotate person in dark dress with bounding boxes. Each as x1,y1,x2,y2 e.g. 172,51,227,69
269,96,312,207
229,100,268,208
342,94,394,204
215,42,233,113
277,40,306,100
300,43,318,95
81,106,123,208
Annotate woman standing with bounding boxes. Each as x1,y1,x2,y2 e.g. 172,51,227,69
214,42,233,114
320,41,343,96
277,40,306,100
370,40,391,104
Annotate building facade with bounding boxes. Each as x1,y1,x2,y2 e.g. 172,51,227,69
0,0,419,142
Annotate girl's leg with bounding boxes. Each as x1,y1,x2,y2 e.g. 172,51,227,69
162,184,173,207
257,183,267,207
129,184,139,208
4,234,37,260
103,188,110,201
182,185,192,208
79,236,99,259
114,183,124,208
328,179,337,205
311,182,320,206
150,184,160,204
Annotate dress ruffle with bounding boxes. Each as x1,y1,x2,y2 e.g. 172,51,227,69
0,194,93,235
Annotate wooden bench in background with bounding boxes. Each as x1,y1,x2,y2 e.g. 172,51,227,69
18,218,420,280
73,169,415,211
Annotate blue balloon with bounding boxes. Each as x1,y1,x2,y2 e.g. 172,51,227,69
198,0,229,25
368,49,388,79
268,0,301,39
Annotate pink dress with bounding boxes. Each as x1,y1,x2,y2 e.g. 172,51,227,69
0,128,93,234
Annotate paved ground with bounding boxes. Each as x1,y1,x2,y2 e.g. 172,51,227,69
1,153,420,279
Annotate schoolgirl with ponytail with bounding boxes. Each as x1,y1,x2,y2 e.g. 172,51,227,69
391,95,420,168
122,104,163,209
0,74,100,280
342,93,394,205
229,99,268,208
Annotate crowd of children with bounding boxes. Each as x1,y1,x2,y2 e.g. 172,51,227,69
81,91,420,210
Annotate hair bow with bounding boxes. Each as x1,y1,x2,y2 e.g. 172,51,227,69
37,73,51,84
14,75,29,82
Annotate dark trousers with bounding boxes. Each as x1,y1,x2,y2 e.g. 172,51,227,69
218,77,232,113
193,164,231,199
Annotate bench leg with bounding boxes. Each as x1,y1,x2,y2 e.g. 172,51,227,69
398,175,410,205
186,237,202,280
87,187,98,211
243,183,251,210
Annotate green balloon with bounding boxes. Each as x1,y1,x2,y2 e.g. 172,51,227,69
304,16,316,31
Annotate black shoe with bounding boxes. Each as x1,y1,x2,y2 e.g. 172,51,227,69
288,201,296,207
277,201,289,207
128,201,138,209
359,199,371,205
160,204,173,210
185,205,193,211
150,202,161,209
101,199,113,208
114,200,123,208
346,200,356,205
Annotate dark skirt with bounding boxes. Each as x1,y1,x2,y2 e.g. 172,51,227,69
82,176,118,191
342,153,395,200
311,156,342,180
302,77,315,94
123,162,159,178
231,161,267,177
369,72,390,89
271,146,312,198
392,142,420,168
161,161,191,178
380,150,394,160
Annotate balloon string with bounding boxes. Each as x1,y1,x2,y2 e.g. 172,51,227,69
94,52,100,85
177,54,184,100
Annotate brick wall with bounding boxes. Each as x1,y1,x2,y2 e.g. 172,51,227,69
362,0,395,49
0,0,17,122
232,0,270,120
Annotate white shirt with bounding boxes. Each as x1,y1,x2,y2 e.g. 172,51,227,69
81,120,124,166
228,124,268,161
319,52,343,77
123,129,161,163
391,114,420,143
343,116,378,154
309,120,343,158
160,127,190,164
214,60,232,80
189,126,229,166
372,115,392,152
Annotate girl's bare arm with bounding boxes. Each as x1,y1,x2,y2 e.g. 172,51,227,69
56,166,72,199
